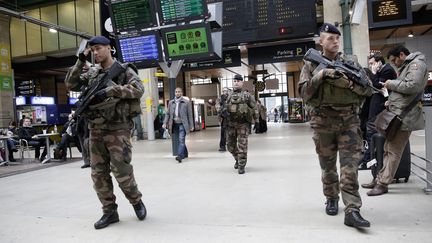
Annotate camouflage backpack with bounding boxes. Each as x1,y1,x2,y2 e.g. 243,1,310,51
226,91,253,123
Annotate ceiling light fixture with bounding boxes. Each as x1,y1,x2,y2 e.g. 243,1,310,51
408,31,414,38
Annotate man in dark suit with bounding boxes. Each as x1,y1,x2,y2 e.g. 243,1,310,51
358,54,397,170
18,118,47,161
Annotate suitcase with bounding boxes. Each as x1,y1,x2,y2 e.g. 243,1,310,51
370,133,411,183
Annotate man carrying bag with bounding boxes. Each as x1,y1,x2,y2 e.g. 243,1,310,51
367,45,428,196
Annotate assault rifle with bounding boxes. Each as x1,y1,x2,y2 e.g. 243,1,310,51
303,48,380,92
74,61,125,118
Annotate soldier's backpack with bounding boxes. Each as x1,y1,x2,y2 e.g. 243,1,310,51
226,91,253,123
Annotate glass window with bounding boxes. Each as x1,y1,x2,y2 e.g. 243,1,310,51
76,0,95,35
58,1,77,49
191,78,212,85
95,1,101,34
41,5,59,52
26,9,42,55
10,18,27,57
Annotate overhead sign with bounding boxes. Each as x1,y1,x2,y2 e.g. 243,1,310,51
109,0,158,33
206,0,316,45
161,23,213,61
157,0,208,25
368,0,412,28
30,96,55,105
182,49,241,71
14,80,34,95
15,96,26,106
116,30,162,68
69,97,79,105
248,42,315,65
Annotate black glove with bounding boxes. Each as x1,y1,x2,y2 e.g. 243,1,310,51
93,89,107,103
78,52,88,62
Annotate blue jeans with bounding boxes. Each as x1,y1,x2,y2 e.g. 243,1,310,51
172,123,188,159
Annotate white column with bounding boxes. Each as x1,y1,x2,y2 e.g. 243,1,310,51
138,68,158,140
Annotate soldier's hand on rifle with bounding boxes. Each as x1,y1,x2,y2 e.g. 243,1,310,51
323,69,343,79
93,89,107,103
327,78,351,89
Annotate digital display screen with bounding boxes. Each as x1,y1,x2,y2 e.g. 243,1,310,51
69,98,79,105
16,96,26,106
117,31,162,67
110,0,157,33
157,0,208,25
368,0,412,28
161,23,213,61
30,96,55,105
206,0,316,46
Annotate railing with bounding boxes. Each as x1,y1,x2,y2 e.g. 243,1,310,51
411,152,432,194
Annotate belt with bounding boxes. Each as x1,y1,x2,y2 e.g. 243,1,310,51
314,105,359,116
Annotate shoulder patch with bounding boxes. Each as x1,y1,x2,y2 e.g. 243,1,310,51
411,63,418,70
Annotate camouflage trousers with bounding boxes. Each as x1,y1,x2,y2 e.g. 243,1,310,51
89,129,142,213
310,113,362,212
226,123,250,167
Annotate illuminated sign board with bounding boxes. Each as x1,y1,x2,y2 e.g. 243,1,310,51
368,0,412,28
161,23,213,61
69,98,79,105
15,96,26,105
30,96,55,105
156,0,208,25
248,42,315,65
109,0,157,33
116,31,162,68
205,0,316,45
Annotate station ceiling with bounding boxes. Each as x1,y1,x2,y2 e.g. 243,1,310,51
4,1,432,81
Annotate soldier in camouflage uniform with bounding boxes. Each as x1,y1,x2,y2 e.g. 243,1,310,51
65,36,146,230
299,24,372,228
225,74,258,174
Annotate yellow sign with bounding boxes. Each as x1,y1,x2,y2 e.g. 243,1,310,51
146,97,153,112
0,43,12,76
155,72,167,77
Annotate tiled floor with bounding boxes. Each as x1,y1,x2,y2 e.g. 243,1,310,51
0,122,430,243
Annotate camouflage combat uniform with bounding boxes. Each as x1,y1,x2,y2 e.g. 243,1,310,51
299,53,372,212
65,59,144,213
225,89,257,169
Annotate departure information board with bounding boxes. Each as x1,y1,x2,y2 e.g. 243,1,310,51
157,0,208,25
161,23,213,61
109,0,157,33
368,0,412,28
116,31,162,68
206,0,316,46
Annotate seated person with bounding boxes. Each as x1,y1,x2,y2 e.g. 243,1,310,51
6,121,19,162
55,113,81,160
18,118,47,162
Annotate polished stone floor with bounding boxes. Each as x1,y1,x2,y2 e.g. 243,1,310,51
0,122,430,243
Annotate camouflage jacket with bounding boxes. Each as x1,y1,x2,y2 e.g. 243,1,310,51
225,89,258,125
299,52,372,114
65,59,144,130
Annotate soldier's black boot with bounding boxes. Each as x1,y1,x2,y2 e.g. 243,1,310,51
344,211,370,228
238,166,245,174
94,211,119,229
325,198,338,216
234,159,238,169
133,200,147,220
